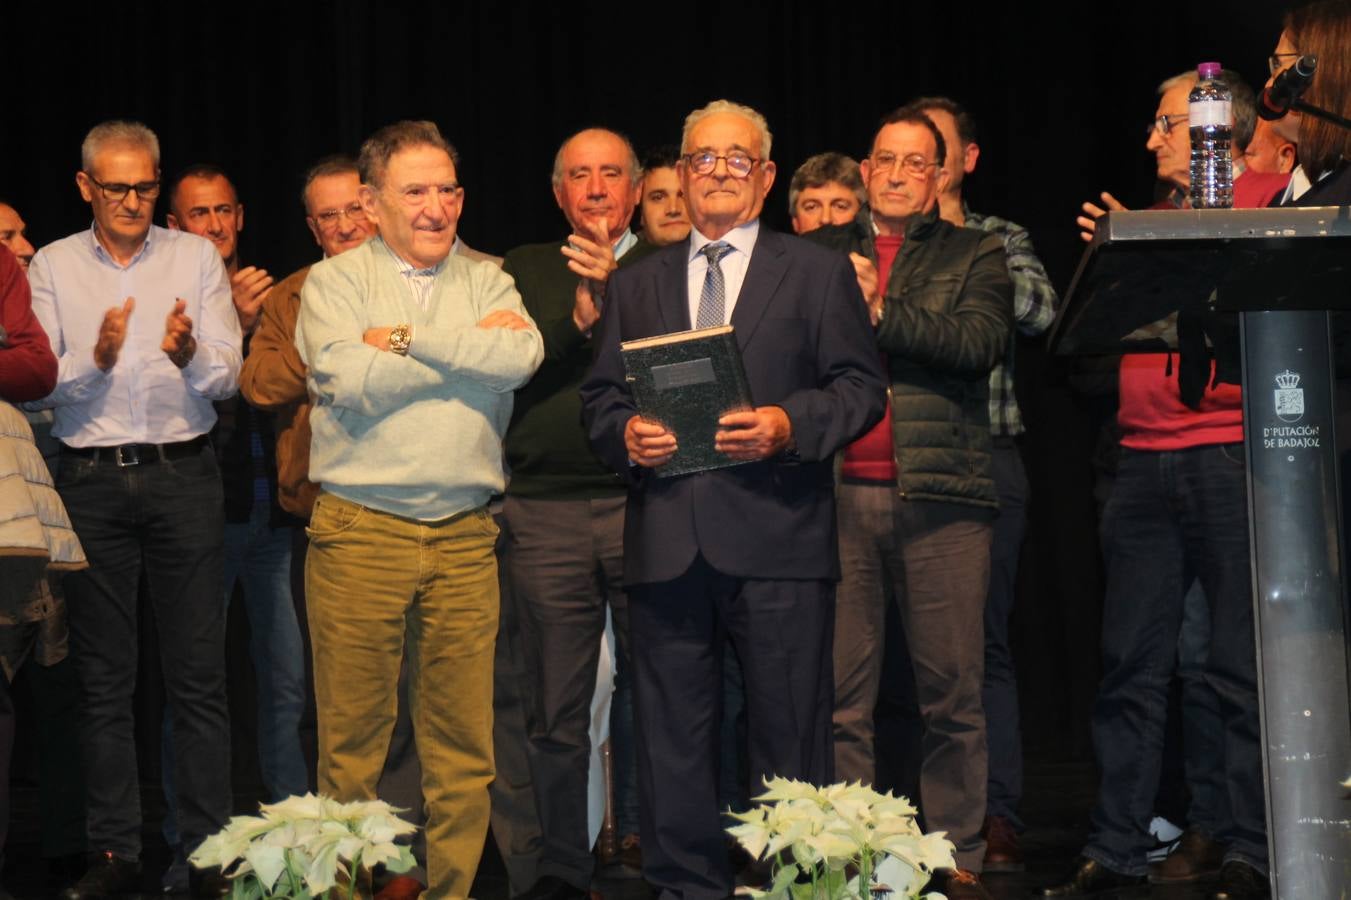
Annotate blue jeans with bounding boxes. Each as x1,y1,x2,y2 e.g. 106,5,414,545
1177,578,1227,837
1086,444,1265,875
163,504,306,846
223,504,307,799
57,444,230,859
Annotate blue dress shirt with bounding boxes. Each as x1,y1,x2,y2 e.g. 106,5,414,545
25,224,242,447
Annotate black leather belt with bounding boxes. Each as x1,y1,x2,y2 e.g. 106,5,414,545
60,435,209,467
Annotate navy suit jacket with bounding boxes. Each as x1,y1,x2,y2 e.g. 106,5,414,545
580,226,886,586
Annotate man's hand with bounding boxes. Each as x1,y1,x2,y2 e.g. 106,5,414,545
849,252,884,325
715,406,793,461
161,299,197,369
230,265,273,332
477,310,530,331
566,217,617,333
625,415,677,467
363,327,393,351
1077,191,1127,243
94,296,135,371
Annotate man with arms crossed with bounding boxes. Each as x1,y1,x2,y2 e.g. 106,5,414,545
297,120,543,899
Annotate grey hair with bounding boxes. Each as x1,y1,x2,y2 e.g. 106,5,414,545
82,120,160,172
788,152,864,215
681,100,773,160
358,120,460,190
550,128,640,190
1157,67,1258,155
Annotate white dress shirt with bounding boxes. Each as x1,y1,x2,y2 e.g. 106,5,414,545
686,220,759,328
25,225,242,447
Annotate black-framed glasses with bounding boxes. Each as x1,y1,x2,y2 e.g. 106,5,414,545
1147,113,1189,137
870,152,940,179
84,173,160,201
1269,52,1301,75
684,152,760,178
311,203,368,230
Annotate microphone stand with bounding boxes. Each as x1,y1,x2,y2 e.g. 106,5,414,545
1289,98,1351,131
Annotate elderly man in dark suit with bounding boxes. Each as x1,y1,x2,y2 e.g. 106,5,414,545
581,99,886,900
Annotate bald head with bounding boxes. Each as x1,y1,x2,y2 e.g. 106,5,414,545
551,128,640,236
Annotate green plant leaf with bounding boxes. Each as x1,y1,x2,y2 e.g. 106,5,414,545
384,845,416,875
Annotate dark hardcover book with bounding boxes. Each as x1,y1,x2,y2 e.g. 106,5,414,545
621,325,754,477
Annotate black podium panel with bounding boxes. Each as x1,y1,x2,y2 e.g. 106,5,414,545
1241,311,1351,898
1050,207,1351,356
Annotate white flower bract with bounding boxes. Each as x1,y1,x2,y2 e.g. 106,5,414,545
726,777,956,900
188,793,418,899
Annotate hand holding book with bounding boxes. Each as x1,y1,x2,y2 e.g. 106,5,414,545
714,407,792,461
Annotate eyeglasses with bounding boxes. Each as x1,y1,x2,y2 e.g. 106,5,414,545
311,203,368,231
870,152,940,179
84,173,160,201
683,152,761,178
1147,114,1189,137
1269,52,1301,75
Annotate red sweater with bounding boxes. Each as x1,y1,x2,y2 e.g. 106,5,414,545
0,244,57,403
1118,169,1290,450
842,234,904,480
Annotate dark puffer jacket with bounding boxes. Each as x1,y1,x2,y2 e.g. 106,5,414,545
807,206,1012,507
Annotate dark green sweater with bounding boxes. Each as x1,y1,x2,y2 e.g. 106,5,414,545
503,237,658,499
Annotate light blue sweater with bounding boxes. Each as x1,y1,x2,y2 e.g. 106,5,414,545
297,238,543,520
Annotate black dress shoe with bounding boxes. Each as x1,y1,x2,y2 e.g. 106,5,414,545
60,852,141,900
1040,855,1147,897
190,866,232,897
1209,861,1271,900
512,875,590,900
46,852,88,892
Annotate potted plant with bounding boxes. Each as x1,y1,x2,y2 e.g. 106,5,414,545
189,793,418,899
726,777,957,899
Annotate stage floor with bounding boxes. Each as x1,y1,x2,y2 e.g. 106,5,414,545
5,756,1226,899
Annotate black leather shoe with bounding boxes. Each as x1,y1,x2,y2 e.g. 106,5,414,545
190,865,232,897
1040,855,1147,897
511,875,590,900
1209,861,1271,900
60,852,141,900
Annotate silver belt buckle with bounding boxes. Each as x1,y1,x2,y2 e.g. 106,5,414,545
115,445,141,467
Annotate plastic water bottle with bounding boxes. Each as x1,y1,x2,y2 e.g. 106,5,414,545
1189,62,1234,209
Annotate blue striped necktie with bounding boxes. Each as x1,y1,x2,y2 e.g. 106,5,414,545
695,241,733,329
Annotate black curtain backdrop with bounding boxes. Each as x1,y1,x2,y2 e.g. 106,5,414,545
4,0,1292,759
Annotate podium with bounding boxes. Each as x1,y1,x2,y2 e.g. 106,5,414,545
1051,207,1351,898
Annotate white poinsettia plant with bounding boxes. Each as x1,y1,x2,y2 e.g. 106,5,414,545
189,793,417,899
726,777,956,900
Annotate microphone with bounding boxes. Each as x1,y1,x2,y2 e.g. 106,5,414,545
1259,55,1318,120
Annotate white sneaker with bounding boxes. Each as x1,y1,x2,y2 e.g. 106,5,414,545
1146,815,1184,862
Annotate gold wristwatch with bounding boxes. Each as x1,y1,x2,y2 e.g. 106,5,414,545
389,324,412,355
